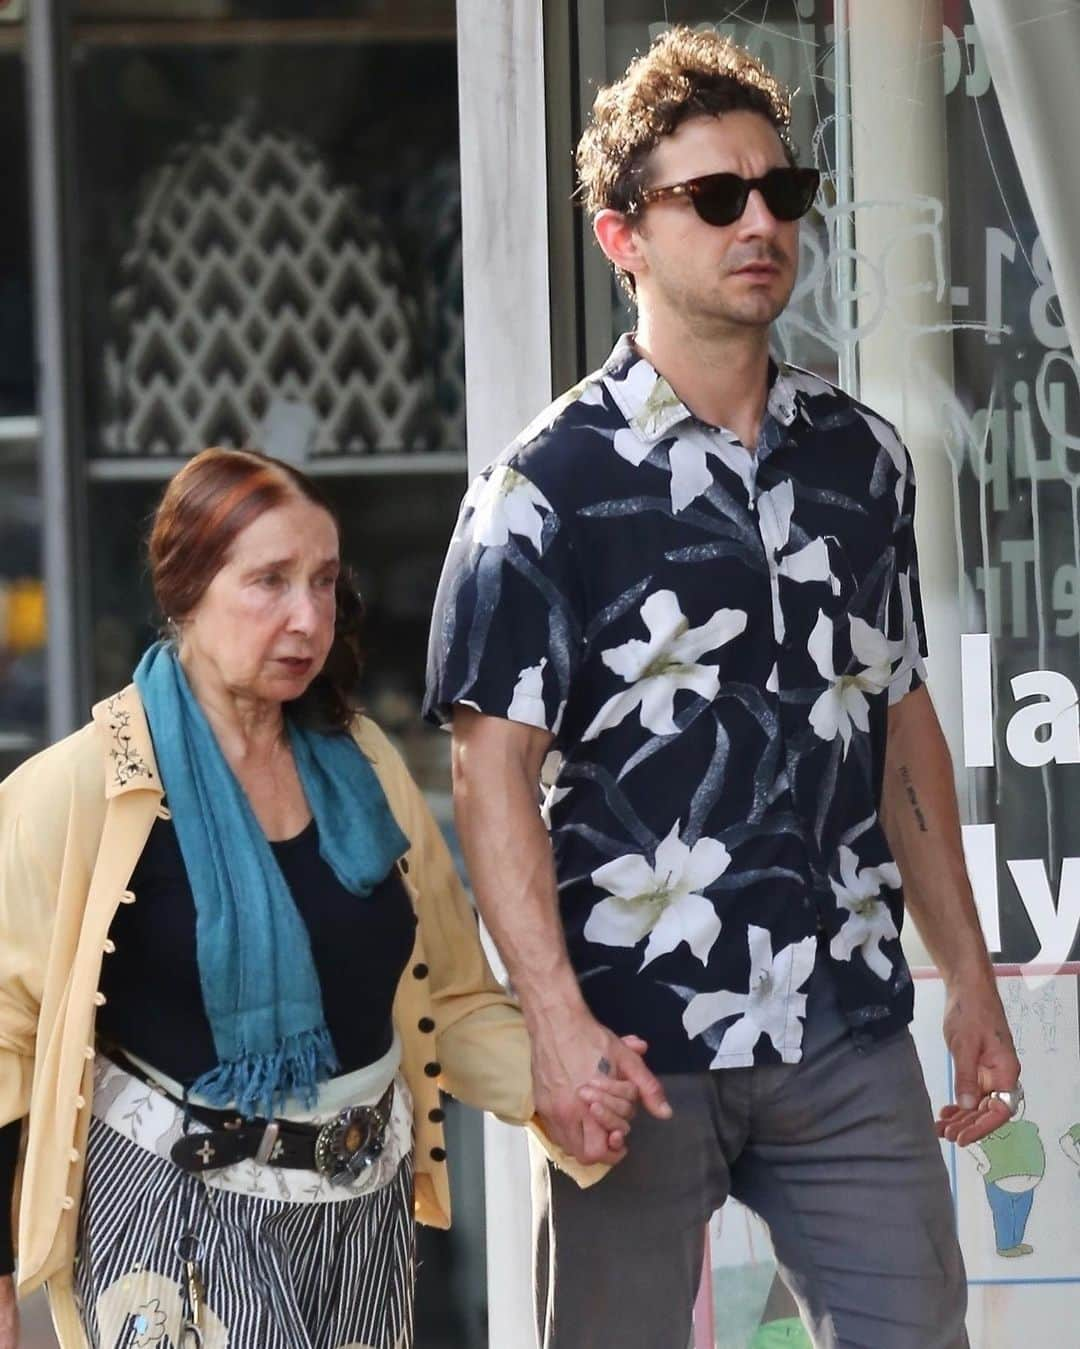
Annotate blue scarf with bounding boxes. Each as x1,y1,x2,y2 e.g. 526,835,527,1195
133,641,409,1117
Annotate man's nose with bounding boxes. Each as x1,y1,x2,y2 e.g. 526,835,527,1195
737,188,781,236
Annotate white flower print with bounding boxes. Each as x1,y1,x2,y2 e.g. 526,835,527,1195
467,465,553,550
758,480,838,644
808,611,901,755
829,846,901,980
683,925,818,1063
582,589,747,741
507,658,549,728
585,822,728,969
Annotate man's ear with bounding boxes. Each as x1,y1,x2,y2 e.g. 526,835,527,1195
593,209,647,285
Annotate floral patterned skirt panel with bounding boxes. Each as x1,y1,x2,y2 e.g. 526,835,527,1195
73,1113,415,1349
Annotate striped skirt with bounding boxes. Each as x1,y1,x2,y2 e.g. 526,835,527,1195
74,1113,415,1349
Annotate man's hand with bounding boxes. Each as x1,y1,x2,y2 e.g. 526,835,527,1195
0,1274,18,1349
532,1012,672,1166
935,976,1021,1147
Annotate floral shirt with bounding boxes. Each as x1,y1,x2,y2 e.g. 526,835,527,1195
424,336,928,1071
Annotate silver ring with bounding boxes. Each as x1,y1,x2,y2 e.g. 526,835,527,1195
989,1085,1024,1117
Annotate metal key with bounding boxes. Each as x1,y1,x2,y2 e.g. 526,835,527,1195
176,1233,206,1346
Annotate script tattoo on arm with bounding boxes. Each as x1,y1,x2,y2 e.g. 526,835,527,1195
898,764,930,833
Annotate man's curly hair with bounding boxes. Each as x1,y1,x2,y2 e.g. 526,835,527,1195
577,26,795,223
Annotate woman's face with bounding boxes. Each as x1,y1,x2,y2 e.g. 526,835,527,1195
179,493,340,707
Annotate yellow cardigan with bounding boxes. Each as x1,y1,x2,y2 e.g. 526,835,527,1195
0,684,596,1346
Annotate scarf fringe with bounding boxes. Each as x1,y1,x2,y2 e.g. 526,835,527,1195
190,1026,340,1118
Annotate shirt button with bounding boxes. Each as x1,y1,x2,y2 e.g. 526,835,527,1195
429,1146,447,1162
84,1046,95,1060
423,1061,442,1078
418,1017,435,1034
102,938,116,955
93,992,107,1007
119,890,136,905
428,1107,445,1124
412,963,429,979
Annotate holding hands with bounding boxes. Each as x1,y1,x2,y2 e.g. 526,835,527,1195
531,1009,671,1167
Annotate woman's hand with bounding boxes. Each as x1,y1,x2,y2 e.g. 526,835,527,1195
0,1274,18,1349
574,1034,650,1155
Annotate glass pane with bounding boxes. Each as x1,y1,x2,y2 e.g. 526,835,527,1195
0,20,46,778
570,4,1080,1345
62,4,483,1346
579,0,839,379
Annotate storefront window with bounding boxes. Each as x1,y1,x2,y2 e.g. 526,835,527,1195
12,3,486,1344
0,16,46,780
558,3,1080,1343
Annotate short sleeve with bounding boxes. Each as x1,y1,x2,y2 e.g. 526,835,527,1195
887,449,929,705
424,463,583,736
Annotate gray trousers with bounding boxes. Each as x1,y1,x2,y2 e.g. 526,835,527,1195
532,962,968,1349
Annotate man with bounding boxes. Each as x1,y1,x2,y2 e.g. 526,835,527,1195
425,28,1020,1349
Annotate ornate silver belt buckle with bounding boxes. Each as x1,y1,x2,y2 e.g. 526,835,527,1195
314,1105,384,1185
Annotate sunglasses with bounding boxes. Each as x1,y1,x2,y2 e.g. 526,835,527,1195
633,166,820,227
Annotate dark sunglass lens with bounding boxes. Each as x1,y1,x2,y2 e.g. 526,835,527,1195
691,175,748,227
762,168,820,221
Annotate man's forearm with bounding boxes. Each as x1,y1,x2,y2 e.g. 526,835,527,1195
450,710,585,1025
880,685,995,986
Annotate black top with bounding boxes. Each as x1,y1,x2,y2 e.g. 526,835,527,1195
425,334,927,1073
0,815,416,1275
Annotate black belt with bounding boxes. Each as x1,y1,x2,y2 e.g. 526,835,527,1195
104,1048,395,1185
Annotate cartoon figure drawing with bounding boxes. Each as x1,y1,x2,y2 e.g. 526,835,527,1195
1060,1123,1080,1176
1029,984,1062,1053
750,1273,813,1347
749,1318,814,1347
968,1098,1045,1257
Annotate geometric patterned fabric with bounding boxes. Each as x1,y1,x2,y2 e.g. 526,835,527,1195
101,116,435,457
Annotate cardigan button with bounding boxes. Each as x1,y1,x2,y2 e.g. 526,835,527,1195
412,963,429,979
428,1107,445,1124
69,1148,80,1163
75,1095,86,1110
429,1147,447,1163
119,890,136,904
93,992,107,1007
61,1196,75,1210
399,856,410,874
84,1046,95,1060
423,1061,441,1078
418,1017,435,1034
102,938,116,955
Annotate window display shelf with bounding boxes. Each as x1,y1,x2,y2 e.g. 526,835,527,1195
72,18,455,49
86,451,467,481
0,730,38,752
0,417,40,460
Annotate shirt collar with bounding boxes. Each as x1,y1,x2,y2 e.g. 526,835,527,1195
603,334,801,448
92,683,163,799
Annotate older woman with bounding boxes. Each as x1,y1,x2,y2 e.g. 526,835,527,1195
0,449,632,1349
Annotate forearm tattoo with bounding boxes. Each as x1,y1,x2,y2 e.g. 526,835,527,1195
898,764,930,833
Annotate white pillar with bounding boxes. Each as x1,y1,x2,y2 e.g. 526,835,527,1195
848,1,960,965
457,2,552,1345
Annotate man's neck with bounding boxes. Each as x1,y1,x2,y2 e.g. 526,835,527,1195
634,307,772,452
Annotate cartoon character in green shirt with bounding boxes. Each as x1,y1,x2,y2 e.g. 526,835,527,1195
968,1098,1045,1257
1060,1123,1080,1175
749,1318,814,1347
